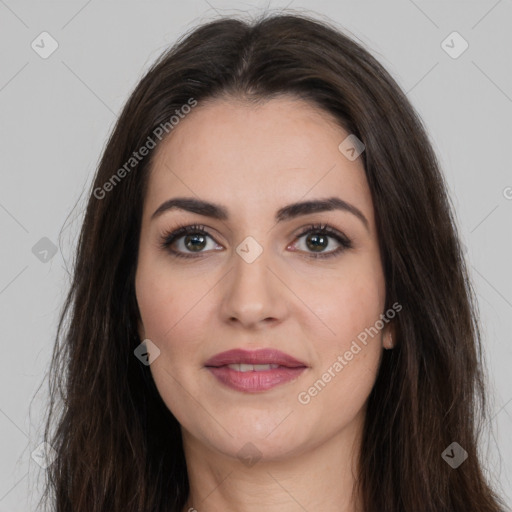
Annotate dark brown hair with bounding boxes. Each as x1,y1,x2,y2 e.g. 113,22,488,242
39,11,507,512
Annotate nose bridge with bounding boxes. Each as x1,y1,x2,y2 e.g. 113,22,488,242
220,237,286,326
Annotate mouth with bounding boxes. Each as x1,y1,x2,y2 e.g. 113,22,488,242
204,348,307,368
204,348,308,392
222,363,281,372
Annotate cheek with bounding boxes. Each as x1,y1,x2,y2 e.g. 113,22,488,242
296,257,385,410
333,282,384,351
301,256,386,354
135,260,212,426
135,263,208,358
135,247,198,367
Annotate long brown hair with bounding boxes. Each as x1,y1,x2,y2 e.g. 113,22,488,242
39,11,508,511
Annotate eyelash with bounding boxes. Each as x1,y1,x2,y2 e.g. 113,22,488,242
158,222,353,260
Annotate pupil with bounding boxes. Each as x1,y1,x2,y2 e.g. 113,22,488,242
185,234,206,251
306,233,327,252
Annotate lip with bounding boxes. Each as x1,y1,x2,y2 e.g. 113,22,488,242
204,348,308,393
204,348,307,368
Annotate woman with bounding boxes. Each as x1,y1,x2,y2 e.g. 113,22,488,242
40,11,508,512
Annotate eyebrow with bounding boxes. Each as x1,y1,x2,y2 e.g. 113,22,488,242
151,196,370,232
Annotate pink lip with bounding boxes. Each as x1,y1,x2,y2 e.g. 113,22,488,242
204,348,308,393
204,348,307,368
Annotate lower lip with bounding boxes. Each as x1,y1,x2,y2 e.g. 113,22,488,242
206,366,307,392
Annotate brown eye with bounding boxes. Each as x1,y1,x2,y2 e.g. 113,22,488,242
160,224,222,258
305,232,330,252
182,233,208,252
292,224,353,259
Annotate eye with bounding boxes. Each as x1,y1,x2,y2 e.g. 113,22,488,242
290,223,353,259
158,223,222,259
158,222,353,259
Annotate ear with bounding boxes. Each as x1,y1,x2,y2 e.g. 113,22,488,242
382,321,396,350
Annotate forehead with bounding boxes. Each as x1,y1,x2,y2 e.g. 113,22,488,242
144,96,374,226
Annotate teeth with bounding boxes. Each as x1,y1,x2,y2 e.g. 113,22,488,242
227,363,280,372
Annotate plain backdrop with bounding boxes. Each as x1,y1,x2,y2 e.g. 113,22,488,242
0,1,511,510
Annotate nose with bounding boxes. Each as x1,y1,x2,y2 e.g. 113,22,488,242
219,244,289,330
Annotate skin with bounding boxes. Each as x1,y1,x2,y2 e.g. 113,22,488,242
135,95,395,512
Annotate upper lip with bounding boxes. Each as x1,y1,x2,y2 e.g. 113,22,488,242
204,348,307,368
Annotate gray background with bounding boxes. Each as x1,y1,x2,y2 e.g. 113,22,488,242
0,1,511,510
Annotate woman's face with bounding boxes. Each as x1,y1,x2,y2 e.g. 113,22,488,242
135,96,391,463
